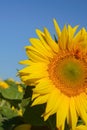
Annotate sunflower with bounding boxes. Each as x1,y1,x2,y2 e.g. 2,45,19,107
19,19,87,130
0,80,9,89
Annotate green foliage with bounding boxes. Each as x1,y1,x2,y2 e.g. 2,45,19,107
22,86,56,130
0,79,57,130
23,103,45,126
0,79,26,130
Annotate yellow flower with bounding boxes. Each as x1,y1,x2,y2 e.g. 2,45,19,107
11,106,15,111
7,78,14,82
19,19,87,130
0,80,9,89
11,106,23,116
17,109,23,116
18,85,23,93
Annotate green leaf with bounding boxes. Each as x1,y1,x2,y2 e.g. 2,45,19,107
0,127,4,130
1,106,18,119
21,98,31,107
77,118,84,126
46,114,56,130
1,116,24,130
23,103,46,126
23,86,33,99
1,83,24,100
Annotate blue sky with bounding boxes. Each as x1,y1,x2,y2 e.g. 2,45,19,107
0,0,87,81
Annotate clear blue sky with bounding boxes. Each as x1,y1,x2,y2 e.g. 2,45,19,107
0,0,87,81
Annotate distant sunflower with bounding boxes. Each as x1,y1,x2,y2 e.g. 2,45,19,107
19,19,87,130
0,80,9,89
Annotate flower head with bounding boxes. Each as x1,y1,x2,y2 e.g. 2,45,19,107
18,85,23,93
19,19,87,130
0,80,9,89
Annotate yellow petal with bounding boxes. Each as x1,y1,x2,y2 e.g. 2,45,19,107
36,29,54,56
74,95,87,125
20,62,47,73
20,75,36,85
43,89,61,120
67,25,79,50
68,25,79,40
31,94,49,106
53,19,61,37
80,93,87,111
32,93,40,100
26,49,49,62
73,28,87,50
25,46,50,59
33,80,54,94
56,94,69,128
27,71,48,79
59,25,68,50
44,27,59,53
75,125,87,130
69,97,77,130
19,60,32,65
29,38,53,58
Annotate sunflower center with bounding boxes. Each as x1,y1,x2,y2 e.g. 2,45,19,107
49,51,87,96
57,58,84,84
